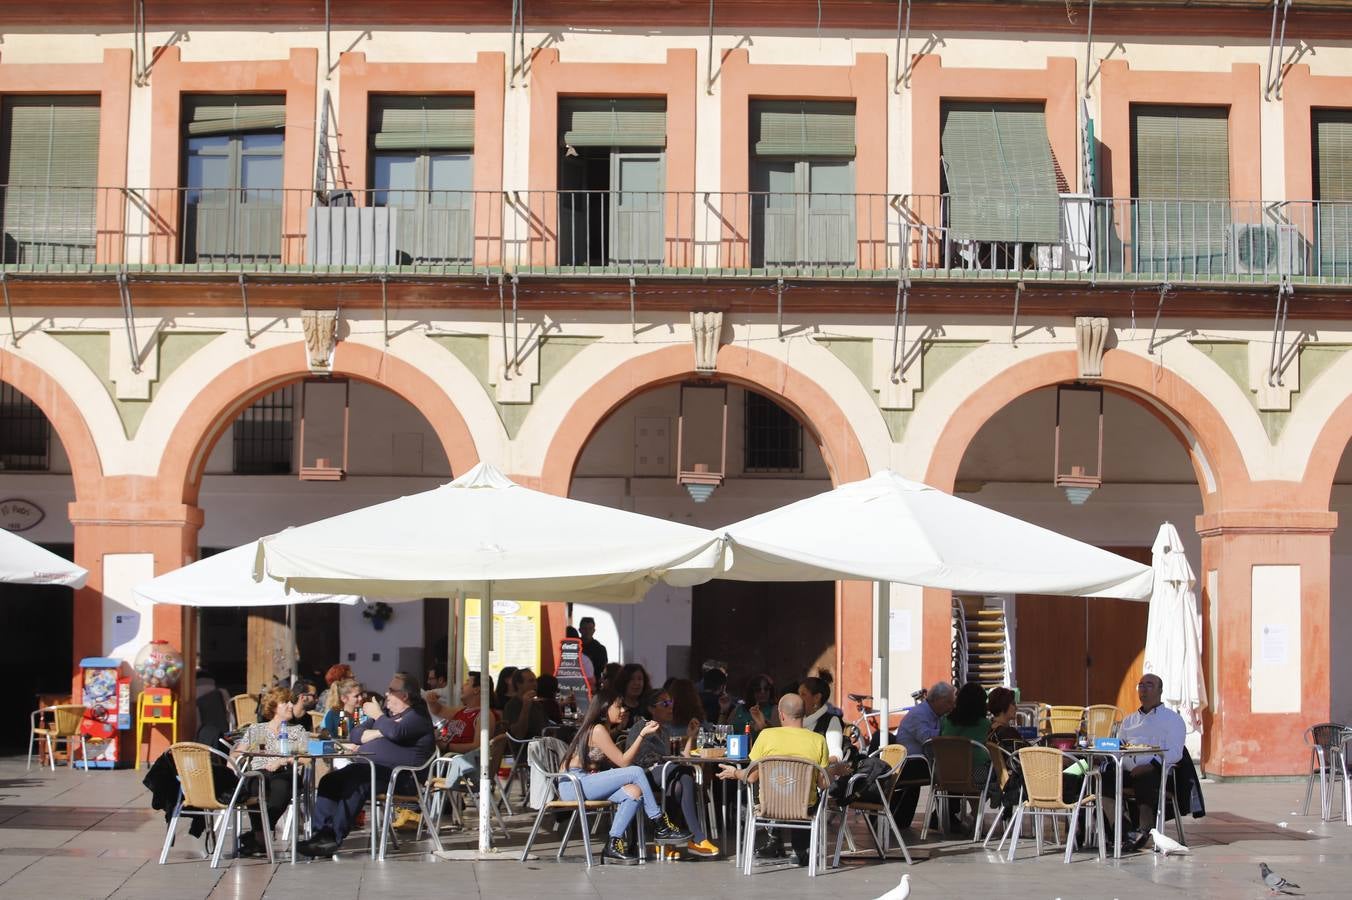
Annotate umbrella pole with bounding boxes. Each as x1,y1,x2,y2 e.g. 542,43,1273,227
288,605,296,687
451,591,464,699
875,580,890,747
479,583,493,854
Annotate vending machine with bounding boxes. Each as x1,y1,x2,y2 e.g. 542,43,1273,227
76,657,132,769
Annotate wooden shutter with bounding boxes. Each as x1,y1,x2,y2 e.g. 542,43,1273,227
370,95,474,151
940,101,1060,243
1,96,101,265
1314,108,1352,275
751,100,855,157
184,95,286,136
560,98,666,148
1131,105,1230,273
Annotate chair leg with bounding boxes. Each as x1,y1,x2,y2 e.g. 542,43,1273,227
576,800,595,869
1034,813,1044,857
831,809,849,868
79,736,89,773
1006,806,1024,862
46,734,55,772
920,789,936,839
556,810,578,861
983,807,1005,849
158,801,184,864
1096,801,1106,862
520,802,550,862
416,786,443,854
1301,750,1317,815
209,808,232,869
1063,809,1077,864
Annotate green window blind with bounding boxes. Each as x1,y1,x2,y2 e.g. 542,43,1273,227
370,95,474,151
1131,105,1230,274
560,98,666,148
940,101,1060,243
751,100,855,158
2,95,101,265
184,95,286,136
1314,108,1352,275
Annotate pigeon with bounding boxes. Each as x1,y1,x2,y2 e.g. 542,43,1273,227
872,872,910,900
1260,862,1301,894
1149,828,1190,856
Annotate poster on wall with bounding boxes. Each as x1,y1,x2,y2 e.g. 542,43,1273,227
463,598,541,682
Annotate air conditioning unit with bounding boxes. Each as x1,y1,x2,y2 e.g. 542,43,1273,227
1227,223,1305,276
307,206,397,266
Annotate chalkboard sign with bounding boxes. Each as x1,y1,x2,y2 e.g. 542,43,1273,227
555,637,592,709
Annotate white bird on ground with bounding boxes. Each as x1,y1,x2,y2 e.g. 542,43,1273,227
1149,828,1191,856
872,872,910,900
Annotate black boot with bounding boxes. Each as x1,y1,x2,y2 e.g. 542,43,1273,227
649,812,693,846
296,827,338,859
602,835,640,865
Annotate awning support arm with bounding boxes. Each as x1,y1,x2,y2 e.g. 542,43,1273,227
776,277,785,340
1265,0,1293,100
1083,0,1096,99
1268,279,1295,386
238,274,255,348
894,0,913,93
629,277,637,341
509,0,527,88
1147,281,1173,355
1010,280,1024,348
117,272,142,375
1,273,17,347
380,274,389,347
890,277,913,382
707,0,717,95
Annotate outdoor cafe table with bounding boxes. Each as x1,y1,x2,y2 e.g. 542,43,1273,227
236,747,377,864
660,754,752,865
1064,743,1167,860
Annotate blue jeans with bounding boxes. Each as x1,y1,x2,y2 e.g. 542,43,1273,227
557,766,660,838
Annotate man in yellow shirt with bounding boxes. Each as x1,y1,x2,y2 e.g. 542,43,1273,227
718,692,828,867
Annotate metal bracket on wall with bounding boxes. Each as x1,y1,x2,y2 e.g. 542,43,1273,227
706,0,717,95
0,273,16,347
890,277,914,383
1010,281,1025,348
509,0,529,88
629,277,638,341
1147,282,1173,355
499,274,525,378
116,272,142,375
1083,0,1096,99
775,277,785,340
894,0,913,93
1268,279,1296,386
1265,0,1293,100
238,274,255,348
133,0,150,86
380,274,390,347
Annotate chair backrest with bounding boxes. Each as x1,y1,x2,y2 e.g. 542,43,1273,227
986,741,1011,790
529,736,568,776
1016,746,1073,810
308,710,325,731
751,756,827,821
169,742,229,810
51,705,86,737
1084,705,1120,740
231,694,258,727
928,736,981,793
1306,722,1349,750
877,742,906,770
1015,702,1047,730
486,733,509,776
1046,706,1085,735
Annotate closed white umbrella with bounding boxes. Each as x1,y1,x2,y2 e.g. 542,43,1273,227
1142,522,1206,733
255,461,724,853
0,528,87,587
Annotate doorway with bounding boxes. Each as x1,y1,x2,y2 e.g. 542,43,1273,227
690,580,835,694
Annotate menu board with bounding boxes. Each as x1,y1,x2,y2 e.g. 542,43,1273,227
555,637,592,707
463,598,541,682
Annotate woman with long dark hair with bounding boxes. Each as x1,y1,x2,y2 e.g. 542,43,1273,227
557,686,692,864
799,670,845,766
612,663,650,726
727,673,776,736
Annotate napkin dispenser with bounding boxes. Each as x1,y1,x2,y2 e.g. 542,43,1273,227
1093,737,1121,750
308,738,337,755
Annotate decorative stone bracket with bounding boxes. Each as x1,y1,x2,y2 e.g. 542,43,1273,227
691,311,724,374
1075,316,1109,378
301,310,339,373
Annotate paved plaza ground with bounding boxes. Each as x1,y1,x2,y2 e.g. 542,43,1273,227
0,755,1348,899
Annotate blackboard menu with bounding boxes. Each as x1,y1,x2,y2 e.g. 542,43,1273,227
554,637,592,708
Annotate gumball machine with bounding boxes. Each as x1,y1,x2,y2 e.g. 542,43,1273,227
132,641,183,768
76,658,131,769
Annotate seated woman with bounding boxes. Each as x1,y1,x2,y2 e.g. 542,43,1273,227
798,672,846,770
666,678,706,729
727,673,777,737
939,682,993,828
625,689,718,857
613,663,651,728
985,687,1025,750
320,677,363,737
231,686,308,857
557,686,692,865
535,673,564,724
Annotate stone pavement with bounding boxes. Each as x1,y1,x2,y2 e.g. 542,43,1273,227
0,755,1347,899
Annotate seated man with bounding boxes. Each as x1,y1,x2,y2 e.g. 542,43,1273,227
287,679,319,729
503,668,548,741
298,671,435,858
1103,673,1186,850
716,692,828,867
889,682,956,830
432,670,501,785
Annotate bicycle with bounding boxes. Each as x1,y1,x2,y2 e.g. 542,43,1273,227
845,688,928,755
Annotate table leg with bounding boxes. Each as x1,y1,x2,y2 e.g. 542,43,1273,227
369,761,377,860
734,773,743,868
1155,752,1167,836
290,762,299,865
1113,759,1122,860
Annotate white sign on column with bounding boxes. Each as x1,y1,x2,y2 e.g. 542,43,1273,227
103,553,156,661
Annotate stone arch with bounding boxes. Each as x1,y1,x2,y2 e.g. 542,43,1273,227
0,347,103,499
1301,393,1352,511
157,341,481,506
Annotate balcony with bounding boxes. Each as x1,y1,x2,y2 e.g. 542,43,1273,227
1,186,1349,287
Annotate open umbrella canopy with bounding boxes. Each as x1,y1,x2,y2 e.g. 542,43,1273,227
132,540,359,607
254,462,724,601
0,528,87,588
719,470,1153,599
1142,522,1207,731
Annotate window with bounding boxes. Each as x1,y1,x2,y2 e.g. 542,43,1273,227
1313,108,1352,277
557,98,667,266
370,95,475,264
750,100,856,268
1,96,100,266
232,386,294,475
182,95,285,264
743,391,802,473
1131,105,1230,276
0,383,50,471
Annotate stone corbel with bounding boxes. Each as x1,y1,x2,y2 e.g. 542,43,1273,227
1075,316,1109,378
691,311,724,374
301,310,339,373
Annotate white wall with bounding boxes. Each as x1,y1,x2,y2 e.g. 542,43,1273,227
338,599,424,692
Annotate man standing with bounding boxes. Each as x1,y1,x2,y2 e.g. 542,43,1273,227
716,692,829,867
1106,673,1186,850
889,682,956,830
579,616,609,678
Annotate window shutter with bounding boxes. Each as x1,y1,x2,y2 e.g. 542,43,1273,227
184,95,286,136
560,98,666,148
370,95,475,151
751,100,855,157
940,101,1060,244
1131,105,1231,273
2,96,101,265
1314,109,1352,275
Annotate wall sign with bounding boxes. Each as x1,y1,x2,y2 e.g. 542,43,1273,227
0,498,45,532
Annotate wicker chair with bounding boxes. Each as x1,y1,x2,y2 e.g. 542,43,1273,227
518,748,648,868
375,753,443,859
157,742,274,867
980,742,1022,849
1043,706,1086,736
830,743,913,867
307,710,325,732
1007,747,1103,864
1083,705,1121,740
28,705,87,772
229,694,258,730
1301,723,1350,820
740,756,832,877
920,737,993,840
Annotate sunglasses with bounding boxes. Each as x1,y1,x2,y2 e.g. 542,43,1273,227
655,699,674,708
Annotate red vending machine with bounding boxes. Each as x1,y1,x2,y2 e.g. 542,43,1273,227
76,657,132,769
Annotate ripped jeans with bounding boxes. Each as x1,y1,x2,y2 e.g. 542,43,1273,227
557,765,661,838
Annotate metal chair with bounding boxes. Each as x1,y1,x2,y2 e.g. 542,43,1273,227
375,753,443,859
1014,702,1047,731
920,737,993,840
1083,705,1121,740
1301,723,1349,820
981,742,1022,849
503,733,533,802
229,694,258,730
831,743,913,867
425,734,513,838
1007,746,1104,864
157,742,274,867
740,756,832,877
518,765,648,868
28,705,88,772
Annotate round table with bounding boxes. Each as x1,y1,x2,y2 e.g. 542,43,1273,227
235,747,377,864
660,753,752,863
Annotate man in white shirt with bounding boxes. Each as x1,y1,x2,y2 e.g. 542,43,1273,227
1108,673,1186,850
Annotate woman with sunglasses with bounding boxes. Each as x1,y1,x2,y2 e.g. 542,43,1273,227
726,673,777,737
625,689,719,858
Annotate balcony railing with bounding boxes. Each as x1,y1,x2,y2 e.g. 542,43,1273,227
1,185,1349,286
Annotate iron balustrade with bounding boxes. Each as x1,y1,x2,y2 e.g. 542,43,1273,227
1,185,1349,286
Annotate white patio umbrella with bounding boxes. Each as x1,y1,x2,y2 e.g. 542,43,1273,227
1142,521,1206,733
718,470,1155,742
133,540,360,608
0,527,87,587
254,461,725,853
